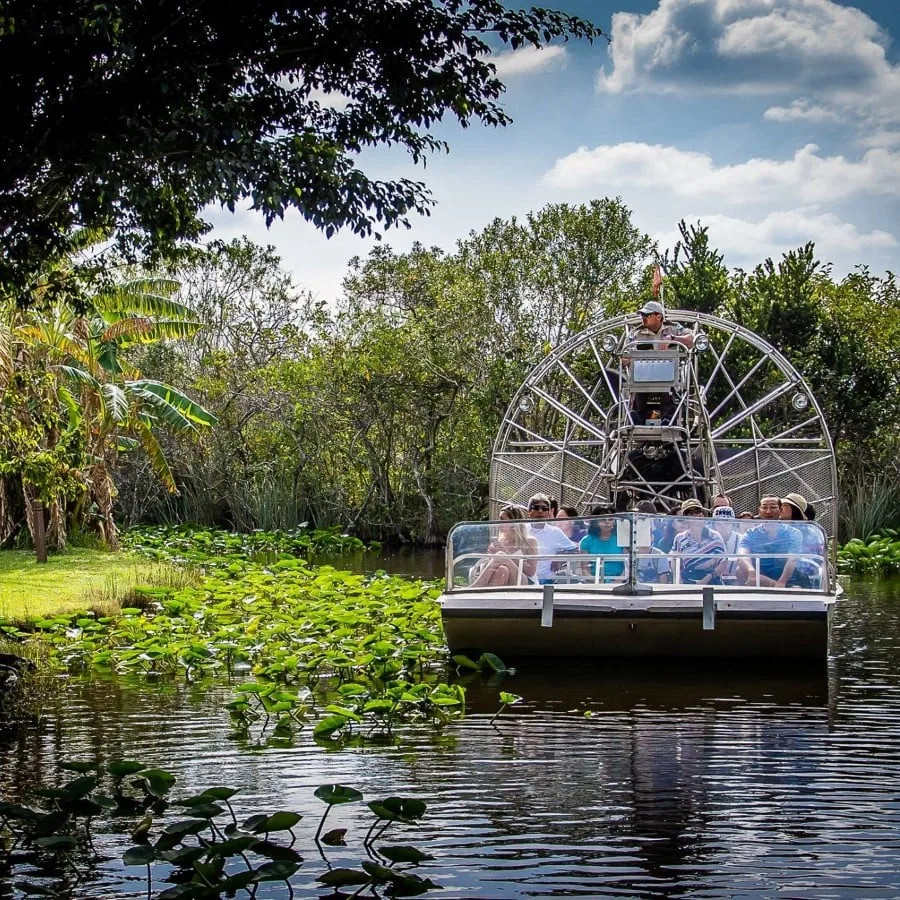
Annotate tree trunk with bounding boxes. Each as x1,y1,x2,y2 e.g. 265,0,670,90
24,491,48,563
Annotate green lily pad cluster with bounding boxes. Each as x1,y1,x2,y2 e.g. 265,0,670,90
838,530,900,575
120,524,373,569
1,760,438,898
4,557,463,740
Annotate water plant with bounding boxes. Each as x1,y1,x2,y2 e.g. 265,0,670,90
490,691,524,725
121,524,373,569
0,761,438,898
2,551,463,741
838,530,900,576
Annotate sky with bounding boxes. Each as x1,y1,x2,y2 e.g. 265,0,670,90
208,0,900,303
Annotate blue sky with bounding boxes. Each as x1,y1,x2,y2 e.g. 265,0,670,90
209,0,900,303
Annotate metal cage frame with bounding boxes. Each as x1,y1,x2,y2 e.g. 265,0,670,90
489,310,839,540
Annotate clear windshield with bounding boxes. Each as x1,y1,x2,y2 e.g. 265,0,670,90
446,514,828,591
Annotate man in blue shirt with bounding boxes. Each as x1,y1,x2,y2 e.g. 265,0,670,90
736,496,803,587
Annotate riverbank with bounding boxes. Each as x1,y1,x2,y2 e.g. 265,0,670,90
0,548,192,620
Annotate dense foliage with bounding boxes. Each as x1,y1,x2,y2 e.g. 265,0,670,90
0,0,600,306
838,531,900,577
118,200,654,540
113,205,900,543
0,241,215,553
1,536,461,744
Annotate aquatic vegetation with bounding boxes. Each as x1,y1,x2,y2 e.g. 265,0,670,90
838,531,900,576
2,557,462,741
0,760,438,898
121,524,374,569
490,691,524,725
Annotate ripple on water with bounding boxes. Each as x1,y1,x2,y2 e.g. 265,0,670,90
3,580,900,897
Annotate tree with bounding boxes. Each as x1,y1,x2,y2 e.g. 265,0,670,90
0,256,216,553
660,221,729,315
456,198,653,351
0,1,601,304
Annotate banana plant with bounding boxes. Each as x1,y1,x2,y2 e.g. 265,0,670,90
0,247,216,552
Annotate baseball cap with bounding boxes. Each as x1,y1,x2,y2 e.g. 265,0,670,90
712,505,736,519
638,300,665,316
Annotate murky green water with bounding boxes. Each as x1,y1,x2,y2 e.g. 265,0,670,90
3,575,900,898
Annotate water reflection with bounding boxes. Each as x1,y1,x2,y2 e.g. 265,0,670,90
2,579,900,898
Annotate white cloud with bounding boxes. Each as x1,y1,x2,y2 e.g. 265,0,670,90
544,141,900,205
763,99,841,123
491,45,567,77
596,0,900,129
308,87,352,112
654,210,896,266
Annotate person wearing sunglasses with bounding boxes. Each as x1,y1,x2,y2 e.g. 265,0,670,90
526,493,577,583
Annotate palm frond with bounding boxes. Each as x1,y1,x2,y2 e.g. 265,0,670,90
102,317,202,344
100,317,154,343
96,279,194,321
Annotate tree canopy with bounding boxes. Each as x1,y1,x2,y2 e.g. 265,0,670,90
0,0,601,304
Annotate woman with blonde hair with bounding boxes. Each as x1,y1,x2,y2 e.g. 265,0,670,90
469,505,538,586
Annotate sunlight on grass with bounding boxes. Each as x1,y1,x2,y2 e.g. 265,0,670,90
0,548,193,620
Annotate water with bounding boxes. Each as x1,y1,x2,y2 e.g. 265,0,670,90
3,577,900,898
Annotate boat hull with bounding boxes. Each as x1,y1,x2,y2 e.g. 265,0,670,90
440,587,837,659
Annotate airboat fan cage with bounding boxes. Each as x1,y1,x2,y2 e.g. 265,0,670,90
489,310,839,539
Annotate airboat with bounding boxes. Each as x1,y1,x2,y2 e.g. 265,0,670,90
439,310,841,659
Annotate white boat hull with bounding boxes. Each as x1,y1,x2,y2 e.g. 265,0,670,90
440,585,838,659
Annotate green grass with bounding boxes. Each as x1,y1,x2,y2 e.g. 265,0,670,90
0,548,193,620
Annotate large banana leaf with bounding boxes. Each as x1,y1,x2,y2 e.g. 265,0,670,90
56,364,102,391
132,419,177,492
127,381,218,430
95,278,193,320
101,317,201,344
100,383,128,424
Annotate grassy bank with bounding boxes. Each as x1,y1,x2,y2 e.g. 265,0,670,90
0,548,192,620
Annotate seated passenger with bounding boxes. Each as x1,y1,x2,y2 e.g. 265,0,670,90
469,505,537,587
579,504,627,582
736,496,804,587
672,499,726,584
526,493,577,583
556,505,587,543
711,505,740,582
634,524,672,586
780,492,824,588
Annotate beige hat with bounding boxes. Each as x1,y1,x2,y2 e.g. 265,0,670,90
782,492,809,518
679,498,707,514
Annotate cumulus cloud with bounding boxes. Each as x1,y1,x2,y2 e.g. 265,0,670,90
491,45,567,77
543,141,900,205
596,0,900,127
654,210,896,266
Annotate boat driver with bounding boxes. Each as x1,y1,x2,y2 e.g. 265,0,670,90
735,496,804,587
526,493,577,583
631,300,694,352
627,301,694,425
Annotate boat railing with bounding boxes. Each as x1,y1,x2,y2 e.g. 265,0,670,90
447,514,830,592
